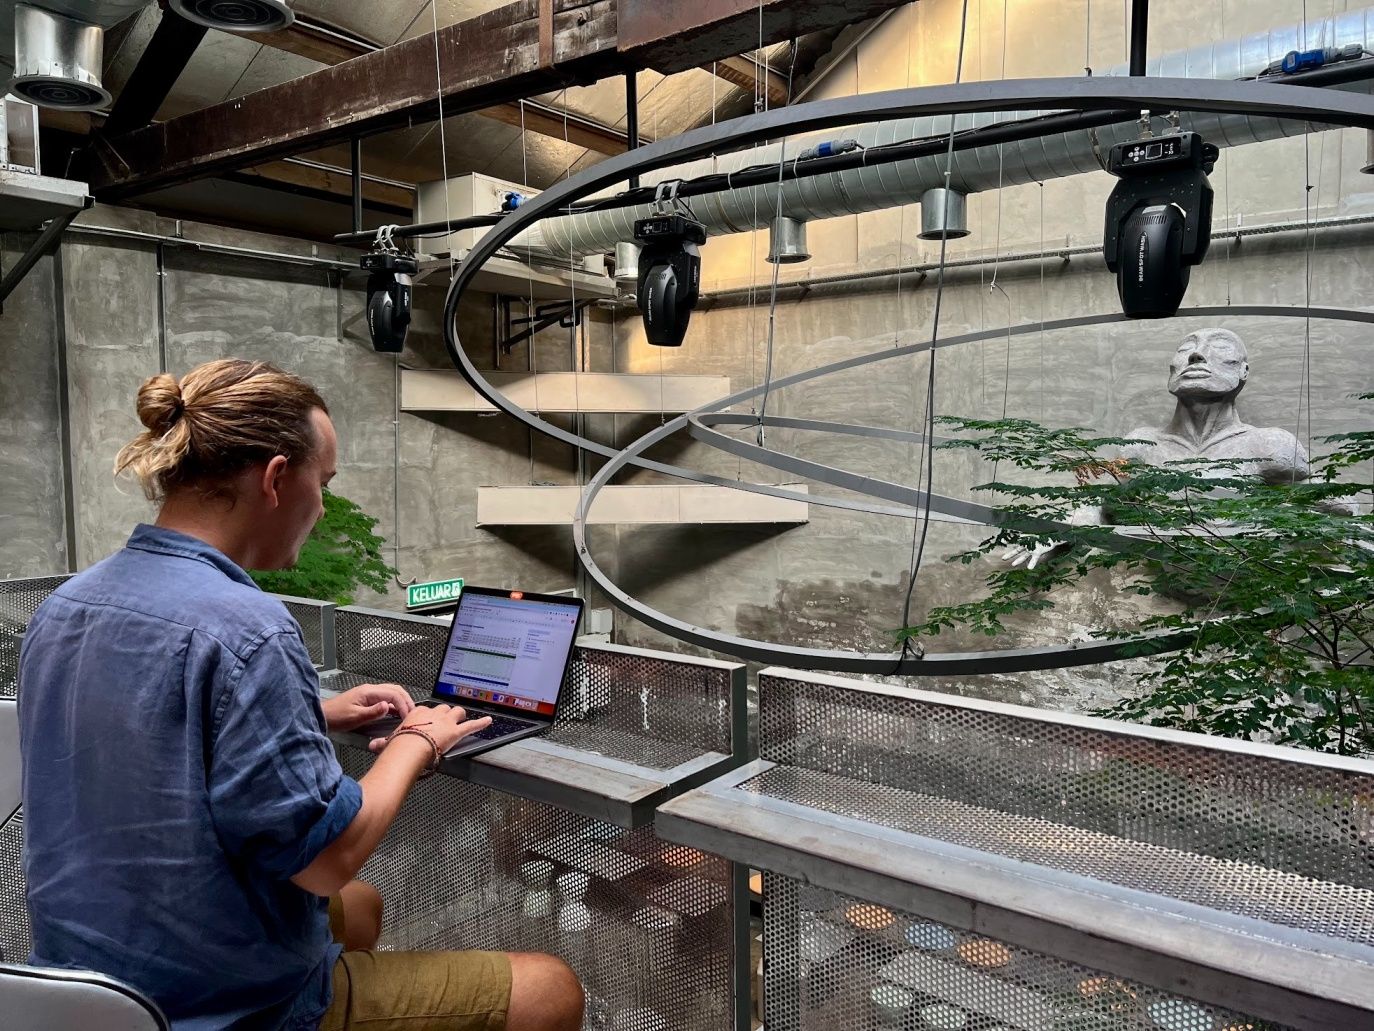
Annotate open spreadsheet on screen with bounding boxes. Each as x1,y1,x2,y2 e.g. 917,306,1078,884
434,592,581,716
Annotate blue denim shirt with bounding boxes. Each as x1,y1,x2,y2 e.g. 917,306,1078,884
18,525,363,1030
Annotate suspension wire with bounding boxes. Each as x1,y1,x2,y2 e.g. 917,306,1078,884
431,2,455,281
893,0,918,358
519,99,540,485
754,42,800,445
1038,181,1046,424
1084,0,1092,73
1295,0,1315,475
990,0,1014,487
561,89,584,453
897,0,973,658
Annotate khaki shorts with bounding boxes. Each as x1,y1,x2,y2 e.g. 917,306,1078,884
319,894,513,1031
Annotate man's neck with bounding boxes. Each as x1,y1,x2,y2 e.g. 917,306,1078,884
1163,395,1245,448
155,495,258,570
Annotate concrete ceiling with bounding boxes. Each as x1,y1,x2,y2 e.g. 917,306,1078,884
6,0,831,238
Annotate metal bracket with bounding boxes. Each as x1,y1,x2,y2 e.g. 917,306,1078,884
0,204,88,312
499,296,594,355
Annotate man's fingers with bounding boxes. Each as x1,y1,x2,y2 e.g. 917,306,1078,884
368,736,387,753
455,716,493,741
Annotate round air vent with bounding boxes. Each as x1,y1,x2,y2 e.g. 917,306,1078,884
168,0,295,32
8,4,112,112
10,76,109,109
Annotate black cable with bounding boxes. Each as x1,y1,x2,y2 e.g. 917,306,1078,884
896,0,973,668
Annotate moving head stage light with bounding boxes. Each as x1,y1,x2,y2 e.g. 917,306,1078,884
363,250,418,353
1103,131,1218,319
634,212,706,347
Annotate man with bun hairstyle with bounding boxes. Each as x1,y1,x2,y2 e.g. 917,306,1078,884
18,359,583,1030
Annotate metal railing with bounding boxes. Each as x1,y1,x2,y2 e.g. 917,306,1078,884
658,667,1374,1031
319,606,750,1031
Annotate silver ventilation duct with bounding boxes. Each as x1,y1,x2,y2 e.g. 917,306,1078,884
167,0,294,33
8,0,156,110
515,7,1374,260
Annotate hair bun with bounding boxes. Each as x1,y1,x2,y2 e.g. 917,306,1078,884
135,373,186,436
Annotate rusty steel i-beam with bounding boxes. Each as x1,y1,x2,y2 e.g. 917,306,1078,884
83,0,909,201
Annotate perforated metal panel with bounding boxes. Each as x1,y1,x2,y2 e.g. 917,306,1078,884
754,671,1374,946
338,746,735,1031
332,606,450,695
0,576,72,700
554,645,735,770
325,611,739,773
762,873,1281,1031
274,596,334,669
0,812,28,964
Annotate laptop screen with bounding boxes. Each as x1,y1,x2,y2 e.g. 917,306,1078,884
433,590,581,718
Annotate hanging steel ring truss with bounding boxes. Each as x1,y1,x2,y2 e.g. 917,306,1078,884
442,76,1374,674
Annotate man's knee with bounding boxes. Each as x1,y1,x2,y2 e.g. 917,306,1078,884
506,952,583,1031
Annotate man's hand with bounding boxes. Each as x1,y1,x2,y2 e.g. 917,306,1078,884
322,683,415,732
368,703,492,755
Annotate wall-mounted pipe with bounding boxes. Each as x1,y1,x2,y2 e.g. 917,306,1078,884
513,8,1374,260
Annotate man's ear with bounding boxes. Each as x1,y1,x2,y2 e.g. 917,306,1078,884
1240,361,1250,383
258,455,290,508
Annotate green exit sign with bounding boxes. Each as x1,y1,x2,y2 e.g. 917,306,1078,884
406,577,464,611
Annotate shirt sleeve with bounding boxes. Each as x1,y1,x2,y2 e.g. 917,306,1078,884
207,628,363,880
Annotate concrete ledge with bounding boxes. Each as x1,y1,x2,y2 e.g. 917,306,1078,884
475,483,811,525
402,369,732,414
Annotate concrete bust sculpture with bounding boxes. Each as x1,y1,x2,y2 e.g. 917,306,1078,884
1119,327,1307,483
1006,327,1312,568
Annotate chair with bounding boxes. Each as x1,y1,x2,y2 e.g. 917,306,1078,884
0,962,168,1030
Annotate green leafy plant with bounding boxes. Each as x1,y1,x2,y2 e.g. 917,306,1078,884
898,398,1374,755
250,490,396,605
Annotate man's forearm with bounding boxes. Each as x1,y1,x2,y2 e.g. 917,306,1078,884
290,736,431,896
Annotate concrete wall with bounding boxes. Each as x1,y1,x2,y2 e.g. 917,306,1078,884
0,243,66,577
2,0,1373,718
0,205,586,605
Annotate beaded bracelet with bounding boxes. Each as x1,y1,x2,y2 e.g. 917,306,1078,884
389,723,442,779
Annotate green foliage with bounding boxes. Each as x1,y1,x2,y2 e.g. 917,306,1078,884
249,490,396,606
898,398,1374,755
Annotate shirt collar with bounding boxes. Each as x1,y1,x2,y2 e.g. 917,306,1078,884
125,523,260,589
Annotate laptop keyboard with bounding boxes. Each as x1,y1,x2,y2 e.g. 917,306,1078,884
464,714,536,741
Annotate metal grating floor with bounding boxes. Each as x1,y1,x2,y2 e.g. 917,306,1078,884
762,872,1287,1031
742,764,1374,946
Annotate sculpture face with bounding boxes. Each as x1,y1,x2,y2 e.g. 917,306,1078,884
1167,331,1249,400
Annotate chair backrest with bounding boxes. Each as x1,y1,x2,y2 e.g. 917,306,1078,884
0,962,168,1031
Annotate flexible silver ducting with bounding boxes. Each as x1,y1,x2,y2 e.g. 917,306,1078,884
514,8,1374,259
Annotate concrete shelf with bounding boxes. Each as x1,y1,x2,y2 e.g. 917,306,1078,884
402,369,731,414
415,253,616,300
475,484,811,526
0,171,89,230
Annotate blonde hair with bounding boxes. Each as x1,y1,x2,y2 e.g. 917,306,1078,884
115,359,328,502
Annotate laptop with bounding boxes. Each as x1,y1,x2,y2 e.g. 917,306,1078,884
359,586,584,760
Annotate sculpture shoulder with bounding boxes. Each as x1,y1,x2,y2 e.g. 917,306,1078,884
1119,426,1167,464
